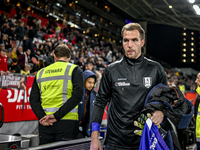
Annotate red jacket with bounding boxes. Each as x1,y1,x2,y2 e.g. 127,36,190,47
0,56,8,71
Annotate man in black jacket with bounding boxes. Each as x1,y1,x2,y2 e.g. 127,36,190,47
90,23,167,150
23,35,35,57
14,21,25,48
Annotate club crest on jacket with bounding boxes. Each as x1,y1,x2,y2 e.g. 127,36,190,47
143,77,152,88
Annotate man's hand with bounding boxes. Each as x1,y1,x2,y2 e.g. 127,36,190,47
40,120,51,126
39,114,57,126
151,110,164,126
90,131,101,150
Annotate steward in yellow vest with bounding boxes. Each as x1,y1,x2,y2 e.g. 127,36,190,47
30,44,84,145
195,73,200,150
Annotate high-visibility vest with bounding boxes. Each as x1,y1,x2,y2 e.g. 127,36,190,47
196,103,200,141
36,61,78,120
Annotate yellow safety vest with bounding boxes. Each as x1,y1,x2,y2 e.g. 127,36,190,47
196,103,200,141
36,61,78,120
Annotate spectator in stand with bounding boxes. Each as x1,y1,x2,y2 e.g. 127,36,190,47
34,41,40,50
37,30,44,40
37,44,45,55
16,46,23,57
10,47,17,60
20,64,31,75
96,57,105,72
55,25,61,36
7,50,12,67
23,24,29,36
0,43,5,51
47,28,53,34
18,49,32,70
36,16,41,29
74,51,79,64
106,51,113,64
45,50,54,67
23,35,35,57
1,34,11,50
35,50,44,60
28,26,36,41
5,25,15,41
8,58,21,73
63,25,68,38
117,51,123,60
14,21,25,48
0,49,9,72
31,59,45,75
1,22,9,34
101,51,107,62
85,61,95,73
171,75,178,87
75,56,84,70
76,32,83,44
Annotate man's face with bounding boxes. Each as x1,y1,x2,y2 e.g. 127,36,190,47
26,50,31,55
20,22,24,27
25,66,30,72
0,46,5,50
7,52,11,57
12,62,17,66
195,73,200,87
98,59,102,64
85,77,95,91
87,64,93,71
18,46,23,52
122,30,145,59
3,35,7,40
1,51,6,57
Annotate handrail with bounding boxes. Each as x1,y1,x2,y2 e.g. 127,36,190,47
27,137,103,150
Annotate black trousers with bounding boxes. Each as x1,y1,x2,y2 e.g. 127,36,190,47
39,120,79,145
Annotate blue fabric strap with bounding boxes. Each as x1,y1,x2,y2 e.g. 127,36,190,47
91,122,100,132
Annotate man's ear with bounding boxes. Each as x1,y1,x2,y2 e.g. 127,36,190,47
54,54,57,62
67,56,71,62
141,39,145,47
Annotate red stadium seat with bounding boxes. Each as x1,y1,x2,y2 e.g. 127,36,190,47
185,92,197,106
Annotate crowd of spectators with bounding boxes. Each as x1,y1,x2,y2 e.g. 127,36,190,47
0,1,198,95
0,1,124,79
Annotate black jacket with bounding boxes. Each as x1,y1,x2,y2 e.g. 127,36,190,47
14,25,24,41
143,84,194,150
23,38,35,57
145,84,193,128
91,55,167,149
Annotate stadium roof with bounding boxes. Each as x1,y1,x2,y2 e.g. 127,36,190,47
107,0,200,31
